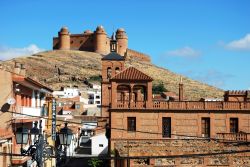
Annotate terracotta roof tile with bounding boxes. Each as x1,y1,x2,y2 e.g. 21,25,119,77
111,67,153,81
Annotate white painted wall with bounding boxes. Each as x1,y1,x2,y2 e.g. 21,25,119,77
91,133,108,155
53,87,79,98
82,122,97,130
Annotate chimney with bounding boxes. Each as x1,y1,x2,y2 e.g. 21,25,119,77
179,76,184,101
14,62,21,74
20,64,26,76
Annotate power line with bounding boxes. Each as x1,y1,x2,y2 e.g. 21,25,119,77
1,149,250,159
1,109,105,127
1,109,249,143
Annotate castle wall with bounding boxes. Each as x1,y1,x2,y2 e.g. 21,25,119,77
70,34,95,51
53,33,110,53
53,26,152,62
127,49,151,62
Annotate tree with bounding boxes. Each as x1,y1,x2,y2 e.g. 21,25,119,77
88,158,102,167
152,82,167,94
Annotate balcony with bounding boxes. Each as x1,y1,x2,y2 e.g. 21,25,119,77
13,106,48,118
117,101,146,109
115,101,250,111
217,132,249,142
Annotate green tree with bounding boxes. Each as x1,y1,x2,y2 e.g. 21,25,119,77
152,82,167,94
88,158,102,167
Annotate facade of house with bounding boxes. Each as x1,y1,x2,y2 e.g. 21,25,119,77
80,89,101,116
101,40,250,166
53,87,80,98
0,63,53,167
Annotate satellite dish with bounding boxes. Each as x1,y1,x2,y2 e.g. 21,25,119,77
7,98,16,105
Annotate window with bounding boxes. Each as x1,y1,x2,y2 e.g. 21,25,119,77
162,117,171,138
75,104,80,109
96,101,100,104
115,67,120,74
201,118,210,137
230,118,238,133
107,67,112,79
96,95,100,99
127,117,136,132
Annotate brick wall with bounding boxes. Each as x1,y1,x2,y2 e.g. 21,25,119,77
111,111,250,140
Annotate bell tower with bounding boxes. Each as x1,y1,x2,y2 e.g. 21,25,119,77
101,34,125,117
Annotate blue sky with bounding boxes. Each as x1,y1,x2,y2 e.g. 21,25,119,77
0,0,249,90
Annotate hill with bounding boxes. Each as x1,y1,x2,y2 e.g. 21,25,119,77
2,50,224,100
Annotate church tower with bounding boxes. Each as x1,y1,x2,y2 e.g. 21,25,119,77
101,33,125,117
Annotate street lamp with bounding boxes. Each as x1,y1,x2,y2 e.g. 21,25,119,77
15,121,74,167
58,123,73,146
15,127,29,144
56,123,73,167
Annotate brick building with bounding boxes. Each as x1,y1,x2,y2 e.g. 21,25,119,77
101,38,250,166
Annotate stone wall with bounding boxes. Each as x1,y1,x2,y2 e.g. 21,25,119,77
113,139,250,167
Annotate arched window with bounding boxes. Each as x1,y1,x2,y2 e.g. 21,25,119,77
133,85,147,101
107,67,112,79
115,67,120,74
117,85,130,102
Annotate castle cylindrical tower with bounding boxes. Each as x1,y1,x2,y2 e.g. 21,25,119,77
58,27,70,50
95,25,107,54
116,28,128,56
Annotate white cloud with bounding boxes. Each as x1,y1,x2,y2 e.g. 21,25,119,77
0,44,44,61
166,46,201,57
226,34,250,50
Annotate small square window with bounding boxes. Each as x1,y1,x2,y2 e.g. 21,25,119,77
128,117,136,132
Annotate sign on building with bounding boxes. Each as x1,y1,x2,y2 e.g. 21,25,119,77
52,99,57,140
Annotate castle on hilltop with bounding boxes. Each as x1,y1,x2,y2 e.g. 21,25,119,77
53,25,151,62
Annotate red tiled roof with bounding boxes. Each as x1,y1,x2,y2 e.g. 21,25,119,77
12,75,53,92
111,67,153,81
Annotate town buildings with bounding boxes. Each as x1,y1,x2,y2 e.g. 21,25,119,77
101,37,250,166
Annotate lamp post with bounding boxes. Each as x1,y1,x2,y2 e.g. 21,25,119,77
56,123,73,166
15,127,29,145
15,120,73,167
58,123,73,146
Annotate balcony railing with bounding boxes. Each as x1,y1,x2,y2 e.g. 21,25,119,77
117,101,146,109
14,106,48,118
217,132,249,142
115,101,250,110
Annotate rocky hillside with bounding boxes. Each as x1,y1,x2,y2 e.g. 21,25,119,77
2,50,224,100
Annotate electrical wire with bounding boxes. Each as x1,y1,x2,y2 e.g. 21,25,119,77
1,109,249,143
1,149,250,159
